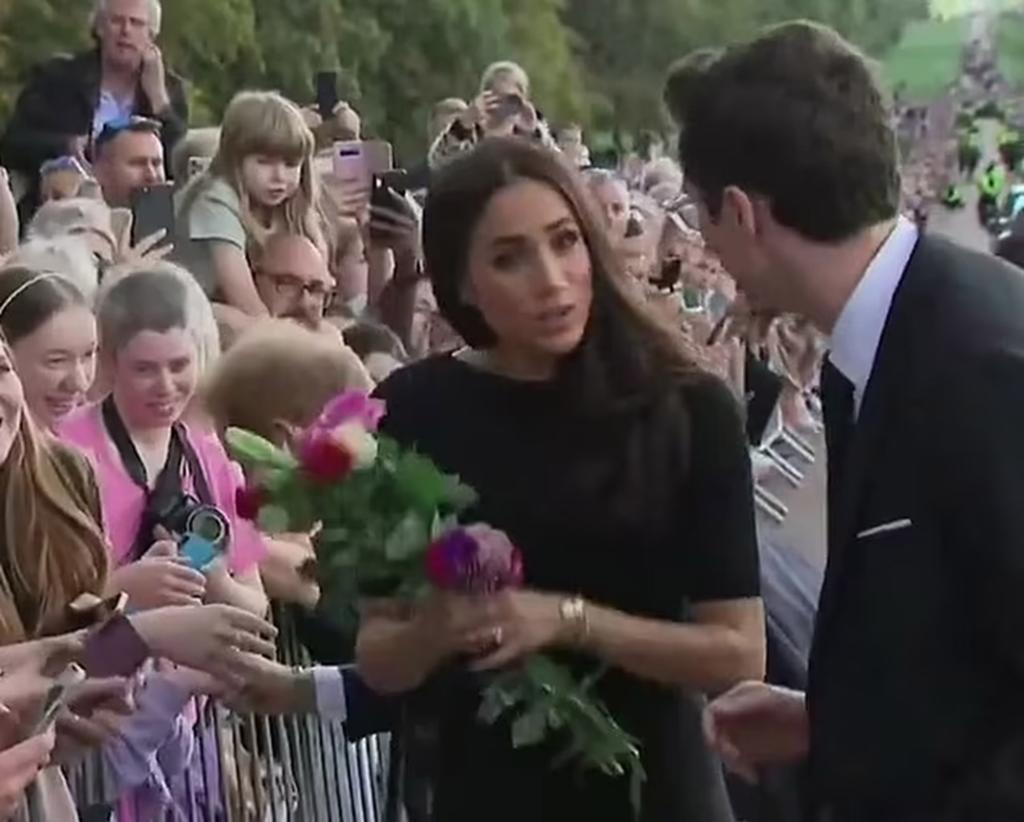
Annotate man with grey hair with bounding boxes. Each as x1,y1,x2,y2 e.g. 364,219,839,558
0,0,187,219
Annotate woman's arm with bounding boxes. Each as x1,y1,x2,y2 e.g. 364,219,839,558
209,242,270,317
584,597,765,693
470,590,765,694
356,615,443,695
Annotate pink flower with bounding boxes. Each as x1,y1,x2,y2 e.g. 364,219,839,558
316,391,386,433
426,524,524,593
234,484,267,521
298,431,354,483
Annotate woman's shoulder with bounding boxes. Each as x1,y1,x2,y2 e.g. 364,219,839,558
57,402,105,446
374,355,464,404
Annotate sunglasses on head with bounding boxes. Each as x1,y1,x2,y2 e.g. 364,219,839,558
95,115,162,149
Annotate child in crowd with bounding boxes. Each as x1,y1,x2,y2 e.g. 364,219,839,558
176,91,324,329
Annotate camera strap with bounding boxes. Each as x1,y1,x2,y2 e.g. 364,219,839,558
101,397,215,560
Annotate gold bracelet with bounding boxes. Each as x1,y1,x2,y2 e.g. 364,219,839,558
559,595,590,647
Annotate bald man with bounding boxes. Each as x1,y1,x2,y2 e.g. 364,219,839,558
253,233,336,331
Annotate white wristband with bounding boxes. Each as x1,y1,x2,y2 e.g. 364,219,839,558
312,666,348,721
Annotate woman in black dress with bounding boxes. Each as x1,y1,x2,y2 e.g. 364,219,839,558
358,138,765,822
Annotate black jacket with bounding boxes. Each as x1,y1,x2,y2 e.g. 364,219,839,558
808,235,1024,820
0,49,187,208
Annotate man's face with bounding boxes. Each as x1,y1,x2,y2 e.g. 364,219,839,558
94,130,165,208
685,181,777,311
96,0,154,71
255,243,335,330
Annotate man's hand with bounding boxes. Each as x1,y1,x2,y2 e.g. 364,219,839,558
226,656,314,716
140,45,171,114
703,681,809,783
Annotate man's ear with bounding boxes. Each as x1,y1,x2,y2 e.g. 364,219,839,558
721,185,759,237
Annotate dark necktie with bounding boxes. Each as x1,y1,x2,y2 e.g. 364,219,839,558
821,358,855,510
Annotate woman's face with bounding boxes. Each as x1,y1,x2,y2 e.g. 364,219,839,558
592,179,630,245
0,348,25,467
241,155,303,209
11,306,97,430
111,328,198,430
465,179,593,372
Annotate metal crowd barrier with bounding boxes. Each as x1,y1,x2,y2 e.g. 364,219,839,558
66,604,391,821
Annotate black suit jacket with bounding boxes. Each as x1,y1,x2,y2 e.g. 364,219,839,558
0,49,188,212
808,235,1024,820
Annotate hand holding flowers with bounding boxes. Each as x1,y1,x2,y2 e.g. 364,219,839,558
228,391,644,814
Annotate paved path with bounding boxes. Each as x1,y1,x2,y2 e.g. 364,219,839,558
928,117,1002,252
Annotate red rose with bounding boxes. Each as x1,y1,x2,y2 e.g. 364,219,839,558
299,433,354,483
235,484,266,521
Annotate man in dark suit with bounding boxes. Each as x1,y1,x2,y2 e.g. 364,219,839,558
671,21,1024,822
0,0,187,219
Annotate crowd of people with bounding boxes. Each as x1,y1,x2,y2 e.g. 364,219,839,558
0,0,1021,821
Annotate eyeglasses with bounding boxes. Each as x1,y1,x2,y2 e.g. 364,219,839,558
257,271,334,305
95,116,162,150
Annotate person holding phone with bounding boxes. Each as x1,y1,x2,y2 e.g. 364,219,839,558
0,0,187,221
92,116,166,209
176,91,324,336
427,61,558,170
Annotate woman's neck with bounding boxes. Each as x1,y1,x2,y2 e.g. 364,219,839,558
461,346,558,382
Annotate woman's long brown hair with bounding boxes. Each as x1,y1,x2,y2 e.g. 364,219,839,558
423,136,708,414
0,341,108,643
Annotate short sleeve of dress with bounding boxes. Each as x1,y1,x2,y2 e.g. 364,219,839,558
682,376,760,603
186,178,247,249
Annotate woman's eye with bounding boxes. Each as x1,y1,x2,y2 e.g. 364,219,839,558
552,229,581,253
492,251,519,270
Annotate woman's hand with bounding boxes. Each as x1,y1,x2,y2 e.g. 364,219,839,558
107,545,208,609
467,590,566,672
0,730,56,817
129,605,277,687
51,677,135,765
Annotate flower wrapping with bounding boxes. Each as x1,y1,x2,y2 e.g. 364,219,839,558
227,390,644,813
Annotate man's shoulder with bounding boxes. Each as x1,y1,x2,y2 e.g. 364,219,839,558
906,235,1024,340
27,50,97,84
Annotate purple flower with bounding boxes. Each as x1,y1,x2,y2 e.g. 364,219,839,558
316,391,386,433
426,524,524,593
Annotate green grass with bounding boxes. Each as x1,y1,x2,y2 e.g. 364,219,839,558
997,12,1024,88
883,17,969,99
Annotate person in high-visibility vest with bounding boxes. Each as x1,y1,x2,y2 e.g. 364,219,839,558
943,183,966,209
978,162,1007,225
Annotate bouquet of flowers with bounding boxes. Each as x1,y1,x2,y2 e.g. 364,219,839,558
228,391,644,811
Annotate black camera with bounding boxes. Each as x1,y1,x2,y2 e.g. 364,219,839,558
156,494,231,552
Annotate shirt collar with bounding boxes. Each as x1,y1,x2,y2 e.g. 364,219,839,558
828,216,918,412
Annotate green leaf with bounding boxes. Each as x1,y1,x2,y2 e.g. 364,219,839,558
226,428,297,470
256,504,290,534
511,703,549,748
384,512,429,562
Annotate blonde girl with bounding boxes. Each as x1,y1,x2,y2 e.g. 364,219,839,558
177,91,323,322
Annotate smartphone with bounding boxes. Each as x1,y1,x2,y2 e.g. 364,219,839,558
66,591,128,631
82,615,151,679
493,94,524,122
333,141,394,191
31,664,86,735
130,184,175,248
315,71,340,120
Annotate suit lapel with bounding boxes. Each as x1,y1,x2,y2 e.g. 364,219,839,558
812,236,926,646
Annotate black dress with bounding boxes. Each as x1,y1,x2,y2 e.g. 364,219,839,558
376,355,759,822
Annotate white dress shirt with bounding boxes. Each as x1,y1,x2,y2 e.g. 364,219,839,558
828,216,919,416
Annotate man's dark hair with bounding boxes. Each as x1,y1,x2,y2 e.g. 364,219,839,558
663,47,722,127
673,21,900,243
